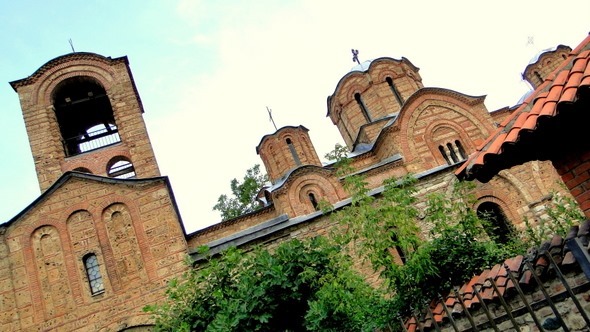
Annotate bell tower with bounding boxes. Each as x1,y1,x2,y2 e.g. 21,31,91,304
10,52,160,191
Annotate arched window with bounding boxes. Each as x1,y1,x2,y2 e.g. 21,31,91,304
477,202,513,244
385,77,404,105
534,71,543,83
446,143,459,163
455,140,467,160
308,193,319,211
83,253,105,295
52,77,120,156
439,145,452,165
439,141,467,165
107,157,136,179
390,232,406,264
286,138,301,166
354,92,372,122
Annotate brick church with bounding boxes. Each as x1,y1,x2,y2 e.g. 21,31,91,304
0,38,578,330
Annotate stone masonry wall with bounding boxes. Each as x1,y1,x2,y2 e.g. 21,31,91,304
12,54,160,192
0,177,187,331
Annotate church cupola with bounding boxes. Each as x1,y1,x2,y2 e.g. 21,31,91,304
10,52,161,191
327,57,423,150
256,125,321,184
523,45,571,89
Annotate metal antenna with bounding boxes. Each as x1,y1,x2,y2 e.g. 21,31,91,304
351,49,360,65
68,38,76,53
267,106,278,131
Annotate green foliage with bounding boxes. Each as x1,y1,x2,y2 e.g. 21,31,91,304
145,237,387,331
330,170,521,319
523,191,584,245
213,164,269,221
157,144,575,330
325,143,354,178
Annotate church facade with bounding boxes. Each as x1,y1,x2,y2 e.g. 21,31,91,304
0,44,574,330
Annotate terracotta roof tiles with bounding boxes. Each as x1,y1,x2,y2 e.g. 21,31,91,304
405,222,590,331
456,34,590,181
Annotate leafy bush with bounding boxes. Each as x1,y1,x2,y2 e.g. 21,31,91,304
523,191,583,245
145,237,388,331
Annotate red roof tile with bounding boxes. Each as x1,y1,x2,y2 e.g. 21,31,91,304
457,33,590,181
405,223,590,331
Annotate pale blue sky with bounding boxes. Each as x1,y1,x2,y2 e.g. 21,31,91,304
0,0,589,232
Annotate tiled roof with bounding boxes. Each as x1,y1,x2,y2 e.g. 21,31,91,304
405,221,590,331
456,33,590,182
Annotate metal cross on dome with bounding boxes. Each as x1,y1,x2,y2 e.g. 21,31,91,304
352,49,360,65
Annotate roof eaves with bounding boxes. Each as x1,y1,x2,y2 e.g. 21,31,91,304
1,172,169,228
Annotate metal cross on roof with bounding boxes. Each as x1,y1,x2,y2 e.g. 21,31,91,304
352,49,360,65
266,106,278,131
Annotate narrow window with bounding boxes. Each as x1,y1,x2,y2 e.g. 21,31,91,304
395,245,406,264
455,140,467,160
391,232,406,264
446,143,459,163
338,112,354,143
308,193,319,211
84,254,105,295
385,77,404,105
534,71,543,83
439,145,452,165
286,138,301,166
477,202,512,244
354,93,372,122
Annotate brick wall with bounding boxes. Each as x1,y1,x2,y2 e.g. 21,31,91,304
0,176,187,331
327,58,423,149
553,151,590,218
11,53,160,191
257,126,321,183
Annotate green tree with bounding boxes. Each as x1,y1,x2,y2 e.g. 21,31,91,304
213,164,269,220
324,146,521,319
145,237,388,331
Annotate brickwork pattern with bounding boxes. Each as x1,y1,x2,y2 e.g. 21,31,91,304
327,58,423,149
197,76,572,261
257,126,321,183
553,150,590,217
523,45,572,89
0,177,188,331
11,53,160,191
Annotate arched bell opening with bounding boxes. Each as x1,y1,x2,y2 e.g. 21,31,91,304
52,76,121,156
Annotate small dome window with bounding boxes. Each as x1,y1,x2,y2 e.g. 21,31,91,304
354,92,372,122
308,192,319,211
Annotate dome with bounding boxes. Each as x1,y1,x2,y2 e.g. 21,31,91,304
527,47,558,66
349,59,373,73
